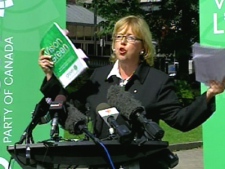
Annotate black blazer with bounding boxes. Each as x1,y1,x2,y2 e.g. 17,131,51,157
41,62,215,139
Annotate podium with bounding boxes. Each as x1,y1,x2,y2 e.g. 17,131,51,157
7,140,169,169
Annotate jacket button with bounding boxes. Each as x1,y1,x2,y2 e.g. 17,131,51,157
134,89,137,93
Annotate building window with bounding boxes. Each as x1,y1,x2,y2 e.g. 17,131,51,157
67,24,112,57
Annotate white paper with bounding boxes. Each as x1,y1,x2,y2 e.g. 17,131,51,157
192,43,225,86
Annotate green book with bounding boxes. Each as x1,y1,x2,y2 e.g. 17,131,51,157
40,22,88,88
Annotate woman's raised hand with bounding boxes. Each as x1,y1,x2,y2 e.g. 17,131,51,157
38,49,53,80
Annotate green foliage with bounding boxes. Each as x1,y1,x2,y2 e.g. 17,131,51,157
174,79,200,106
175,80,195,99
91,0,145,36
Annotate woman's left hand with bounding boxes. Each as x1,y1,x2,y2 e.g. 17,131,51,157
206,79,225,102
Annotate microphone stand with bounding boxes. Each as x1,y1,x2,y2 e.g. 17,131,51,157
17,97,51,144
16,103,43,144
16,121,35,145
50,112,60,141
49,100,64,142
15,121,35,166
15,103,44,166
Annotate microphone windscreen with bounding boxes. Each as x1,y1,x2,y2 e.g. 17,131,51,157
107,85,143,120
64,103,87,135
96,103,111,112
54,95,67,102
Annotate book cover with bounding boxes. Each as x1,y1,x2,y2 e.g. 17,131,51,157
40,22,88,88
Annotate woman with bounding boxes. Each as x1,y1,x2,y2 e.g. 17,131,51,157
39,15,225,168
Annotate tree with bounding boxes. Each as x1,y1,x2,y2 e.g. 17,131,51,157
90,0,145,36
151,0,199,80
90,0,199,80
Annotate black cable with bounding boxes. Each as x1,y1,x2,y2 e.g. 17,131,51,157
8,156,13,169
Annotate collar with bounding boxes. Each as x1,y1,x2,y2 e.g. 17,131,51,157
107,60,150,84
107,60,122,80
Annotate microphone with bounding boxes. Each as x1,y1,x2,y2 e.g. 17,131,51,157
63,102,87,135
96,103,119,129
62,102,100,143
49,95,67,139
107,85,165,140
96,103,133,144
17,97,51,144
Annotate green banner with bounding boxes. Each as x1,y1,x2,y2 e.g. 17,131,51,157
200,0,225,169
0,1,66,168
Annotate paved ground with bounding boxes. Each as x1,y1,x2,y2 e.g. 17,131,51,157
173,147,203,169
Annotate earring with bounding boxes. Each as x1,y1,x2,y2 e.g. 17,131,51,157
140,51,144,55
112,49,116,53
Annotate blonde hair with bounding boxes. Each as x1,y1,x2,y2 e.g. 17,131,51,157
110,15,155,66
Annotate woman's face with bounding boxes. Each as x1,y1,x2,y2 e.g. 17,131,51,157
114,27,143,64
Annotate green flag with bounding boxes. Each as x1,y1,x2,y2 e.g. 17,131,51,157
200,0,225,169
0,1,66,168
